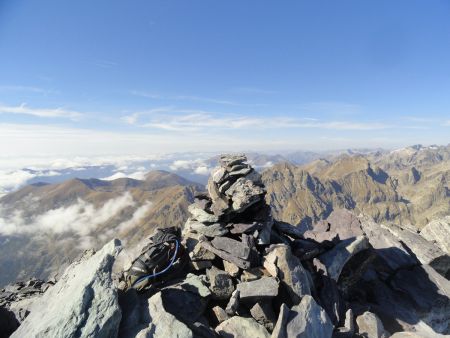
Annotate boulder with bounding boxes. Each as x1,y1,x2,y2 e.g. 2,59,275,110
250,302,276,331
136,292,193,338
207,267,234,300
318,236,370,281
264,244,312,305
236,277,279,302
420,216,450,254
11,240,122,338
326,209,364,240
225,290,240,316
384,224,450,278
356,311,388,338
223,261,240,277
212,306,229,324
359,215,417,271
216,316,270,338
390,264,450,335
286,295,334,338
271,303,289,338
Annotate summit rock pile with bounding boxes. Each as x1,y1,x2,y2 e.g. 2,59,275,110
2,154,450,338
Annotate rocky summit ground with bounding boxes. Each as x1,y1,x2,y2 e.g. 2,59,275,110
1,154,450,338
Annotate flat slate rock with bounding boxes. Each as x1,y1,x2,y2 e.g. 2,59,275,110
211,237,251,260
236,277,279,302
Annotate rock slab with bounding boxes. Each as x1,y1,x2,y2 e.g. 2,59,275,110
11,239,122,338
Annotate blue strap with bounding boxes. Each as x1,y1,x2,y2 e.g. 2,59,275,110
132,239,180,287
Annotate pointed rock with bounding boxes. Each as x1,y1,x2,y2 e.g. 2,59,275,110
11,240,122,338
286,295,334,338
318,236,370,281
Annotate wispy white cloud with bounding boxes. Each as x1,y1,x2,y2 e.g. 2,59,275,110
443,120,450,126
131,90,263,106
0,85,57,95
140,111,392,132
0,103,83,120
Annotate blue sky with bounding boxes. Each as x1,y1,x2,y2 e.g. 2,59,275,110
0,0,449,158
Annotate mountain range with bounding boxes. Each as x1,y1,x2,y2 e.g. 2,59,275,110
0,144,448,287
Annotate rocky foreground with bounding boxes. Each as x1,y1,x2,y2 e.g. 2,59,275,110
1,154,450,338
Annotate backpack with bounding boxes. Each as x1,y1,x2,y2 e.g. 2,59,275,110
125,227,186,291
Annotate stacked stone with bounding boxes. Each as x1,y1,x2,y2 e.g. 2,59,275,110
176,154,334,337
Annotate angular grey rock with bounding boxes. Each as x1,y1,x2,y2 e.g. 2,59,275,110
189,242,216,261
318,236,370,281
219,180,232,193
212,166,227,184
212,306,229,324
188,203,219,223
225,177,265,212
186,218,229,237
178,273,212,298
12,239,122,338
192,260,212,270
223,260,240,277
344,309,355,335
207,177,230,216
250,302,276,331
421,216,450,254
356,311,388,338
225,290,240,316
137,292,193,338
241,267,267,282
211,236,250,260
216,316,270,338
229,166,252,177
286,295,334,338
201,241,251,269
359,215,417,271
304,209,364,243
219,154,247,168
326,209,364,240
236,277,278,302
207,267,234,300
230,222,262,234
384,223,450,278
271,303,289,338
265,244,312,305
390,264,450,335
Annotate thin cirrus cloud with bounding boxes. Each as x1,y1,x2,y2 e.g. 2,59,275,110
0,85,58,95
130,90,264,107
0,103,83,120
125,110,392,132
